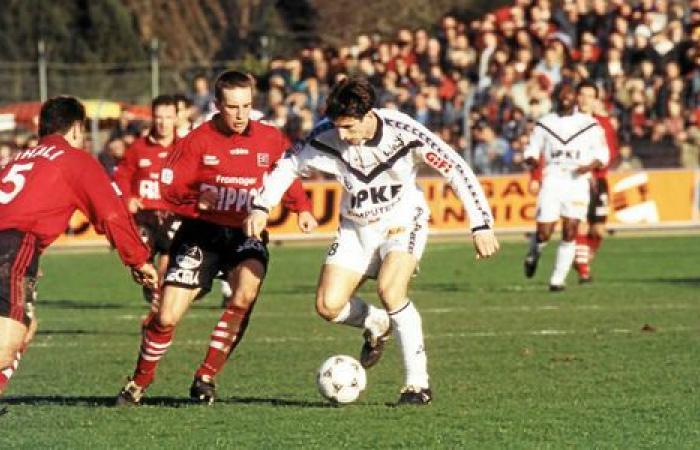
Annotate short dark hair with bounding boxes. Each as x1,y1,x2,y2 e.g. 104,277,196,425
151,94,178,114
577,80,599,96
213,70,254,101
324,78,376,120
38,96,86,138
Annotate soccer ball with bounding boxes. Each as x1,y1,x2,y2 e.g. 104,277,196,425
316,355,367,404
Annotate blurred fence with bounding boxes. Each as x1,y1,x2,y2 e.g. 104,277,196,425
0,58,253,106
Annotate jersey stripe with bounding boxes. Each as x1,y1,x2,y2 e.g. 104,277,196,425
535,121,598,145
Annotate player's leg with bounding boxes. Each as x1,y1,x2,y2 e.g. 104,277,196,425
317,225,390,367
0,230,38,396
376,251,432,404
585,178,610,279
525,184,559,278
549,217,580,290
574,179,597,281
117,220,214,405
550,182,589,290
192,258,265,404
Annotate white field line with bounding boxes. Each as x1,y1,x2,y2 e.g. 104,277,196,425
27,325,697,348
103,302,699,322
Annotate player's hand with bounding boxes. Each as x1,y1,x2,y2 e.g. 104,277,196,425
473,229,500,260
244,209,269,239
197,190,218,211
528,179,541,196
127,197,143,214
297,210,318,233
132,263,159,291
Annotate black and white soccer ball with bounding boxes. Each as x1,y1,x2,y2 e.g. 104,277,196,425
316,355,367,404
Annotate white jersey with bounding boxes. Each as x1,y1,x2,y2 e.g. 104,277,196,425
524,111,609,182
253,108,493,232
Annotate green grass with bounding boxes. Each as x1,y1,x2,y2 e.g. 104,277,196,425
2,235,699,449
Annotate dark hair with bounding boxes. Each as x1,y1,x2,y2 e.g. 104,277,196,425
324,78,376,120
213,70,254,101
577,80,599,96
173,93,192,110
151,94,178,114
38,96,86,138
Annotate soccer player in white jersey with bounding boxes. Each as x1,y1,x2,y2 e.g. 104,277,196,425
522,83,609,291
244,78,499,405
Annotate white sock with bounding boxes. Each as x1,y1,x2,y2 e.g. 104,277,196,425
389,300,429,389
332,296,389,336
550,240,576,286
220,281,232,298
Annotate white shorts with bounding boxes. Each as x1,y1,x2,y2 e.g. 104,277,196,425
536,178,590,222
325,206,429,278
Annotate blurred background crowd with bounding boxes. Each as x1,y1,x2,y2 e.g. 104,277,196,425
2,0,700,176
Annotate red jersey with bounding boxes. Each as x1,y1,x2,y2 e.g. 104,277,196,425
592,114,619,179
0,135,149,267
161,117,311,227
113,135,174,211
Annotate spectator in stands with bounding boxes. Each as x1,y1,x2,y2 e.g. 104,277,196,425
191,73,215,117
617,143,644,171
0,142,16,170
98,135,127,176
473,121,508,174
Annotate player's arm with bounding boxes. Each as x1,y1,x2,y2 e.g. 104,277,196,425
272,134,317,234
412,123,499,259
160,134,201,207
112,144,142,213
523,125,545,195
575,126,610,174
64,152,157,289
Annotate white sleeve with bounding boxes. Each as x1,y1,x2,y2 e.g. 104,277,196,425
253,142,332,211
409,122,494,231
523,123,545,161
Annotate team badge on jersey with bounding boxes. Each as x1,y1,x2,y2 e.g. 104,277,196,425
257,153,270,167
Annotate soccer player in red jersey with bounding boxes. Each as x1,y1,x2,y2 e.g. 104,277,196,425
0,96,158,396
114,95,181,302
573,82,618,283
116,71,317,405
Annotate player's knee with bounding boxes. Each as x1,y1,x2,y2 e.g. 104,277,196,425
156,309,180,329
377,283,406,306
315,291,341,322
230,285,259,309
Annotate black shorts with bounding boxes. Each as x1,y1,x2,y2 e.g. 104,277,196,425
0,230,40,327
587,177,610,224
134,210,181,257
163,219,269,295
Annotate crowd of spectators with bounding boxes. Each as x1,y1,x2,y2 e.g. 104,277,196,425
2,0,700,176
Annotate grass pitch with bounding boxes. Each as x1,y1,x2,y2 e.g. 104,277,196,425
2,234,699,448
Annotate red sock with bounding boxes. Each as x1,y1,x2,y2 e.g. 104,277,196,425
0,352,22,393
195,303,255,379
132,313,174,388
574,234,590,279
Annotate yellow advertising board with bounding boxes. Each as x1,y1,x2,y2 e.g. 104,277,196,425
52,169,700,247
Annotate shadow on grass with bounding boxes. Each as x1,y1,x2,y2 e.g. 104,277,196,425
615,277,700,287
36,329,137,336
40,299,133,310
1,395,334,409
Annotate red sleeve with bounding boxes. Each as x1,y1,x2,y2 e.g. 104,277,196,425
65,152,150,268
598,116,619,167
113,142,138,200
161,133,201,206
272,132,312,213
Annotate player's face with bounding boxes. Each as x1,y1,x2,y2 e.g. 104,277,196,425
217,86,253,134
558,85,576,112
333,114,369,146
576,86,597,114
152,104,177,139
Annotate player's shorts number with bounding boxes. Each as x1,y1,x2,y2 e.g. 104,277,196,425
0,163,34,204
